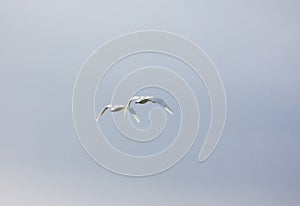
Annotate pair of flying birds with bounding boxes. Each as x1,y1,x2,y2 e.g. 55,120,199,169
96,96,173,123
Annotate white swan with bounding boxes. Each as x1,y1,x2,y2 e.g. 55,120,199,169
124,96,173,116
96,104,140,123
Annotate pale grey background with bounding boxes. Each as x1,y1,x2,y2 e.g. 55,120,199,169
0,0,299,205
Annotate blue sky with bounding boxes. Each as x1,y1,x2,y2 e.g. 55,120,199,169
0,0,299,205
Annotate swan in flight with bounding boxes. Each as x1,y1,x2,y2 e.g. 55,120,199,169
96,104,140,123
124,96,173,116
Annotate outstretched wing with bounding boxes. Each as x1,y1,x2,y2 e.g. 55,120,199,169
148,97,173,115
96,104,111,121
110,104,125,112
128,107,140,123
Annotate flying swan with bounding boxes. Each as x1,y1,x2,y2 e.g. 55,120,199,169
124,96,173,116
96,104,140,123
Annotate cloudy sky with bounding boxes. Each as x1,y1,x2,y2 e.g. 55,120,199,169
0,0,299,205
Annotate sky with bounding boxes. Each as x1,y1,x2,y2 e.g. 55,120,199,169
0,0,299,205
